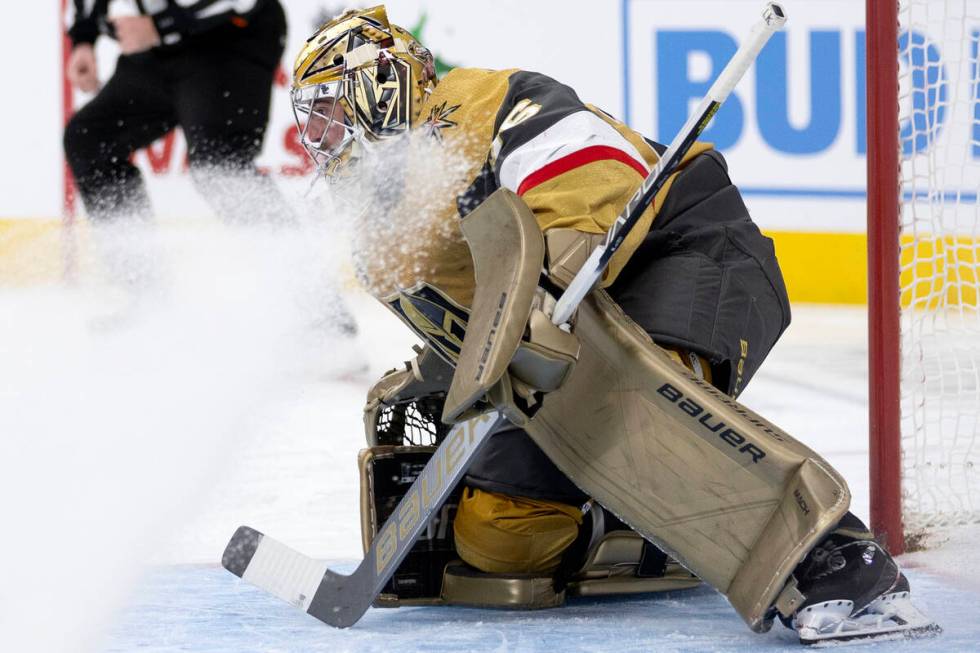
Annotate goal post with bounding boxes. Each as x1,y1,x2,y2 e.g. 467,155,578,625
867,0,980,554
61,0,78,281
867,0,903,555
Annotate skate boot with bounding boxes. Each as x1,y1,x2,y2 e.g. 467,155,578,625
783,515,940,644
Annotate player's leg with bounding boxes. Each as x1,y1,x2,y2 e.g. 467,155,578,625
359,346,699,607
176,67,289,225
172,11,362,341
172,3,294,226
64,53,176,310
550,225,935,639
63,53,175,222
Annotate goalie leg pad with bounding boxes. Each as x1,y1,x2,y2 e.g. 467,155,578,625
522,290,850,631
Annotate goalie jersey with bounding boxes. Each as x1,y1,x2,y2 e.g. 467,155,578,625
355,68,790,397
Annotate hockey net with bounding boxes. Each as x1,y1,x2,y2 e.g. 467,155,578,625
869,0,980,553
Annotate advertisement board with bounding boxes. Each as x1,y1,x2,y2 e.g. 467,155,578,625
6,1,979,300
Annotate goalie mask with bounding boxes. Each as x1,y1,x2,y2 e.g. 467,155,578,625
291,5,436,181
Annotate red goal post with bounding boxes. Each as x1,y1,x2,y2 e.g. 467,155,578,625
867,0,980,555
866,0,903,554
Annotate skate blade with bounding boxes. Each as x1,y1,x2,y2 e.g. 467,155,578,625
796,592,941,646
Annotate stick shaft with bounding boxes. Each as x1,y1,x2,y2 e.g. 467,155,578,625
551,2,786,326
350,411,505,604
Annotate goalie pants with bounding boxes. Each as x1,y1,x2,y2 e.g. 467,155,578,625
63,0,291,225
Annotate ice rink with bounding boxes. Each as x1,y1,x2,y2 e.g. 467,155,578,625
1,225,978,652
9,0,979,649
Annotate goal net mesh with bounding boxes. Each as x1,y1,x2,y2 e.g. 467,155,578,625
898,0,980,536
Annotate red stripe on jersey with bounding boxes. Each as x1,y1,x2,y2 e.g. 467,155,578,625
516,145,649,196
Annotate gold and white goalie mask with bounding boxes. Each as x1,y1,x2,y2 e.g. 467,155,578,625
291,5,436,181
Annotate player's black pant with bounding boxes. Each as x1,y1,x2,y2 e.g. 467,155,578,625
64,1,289,224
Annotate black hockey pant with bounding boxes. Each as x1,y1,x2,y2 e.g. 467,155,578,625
64,42,288,224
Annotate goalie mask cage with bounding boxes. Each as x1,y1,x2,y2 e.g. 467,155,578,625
868,0,980,555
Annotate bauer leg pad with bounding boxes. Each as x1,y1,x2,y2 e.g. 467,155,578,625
523,290,850,631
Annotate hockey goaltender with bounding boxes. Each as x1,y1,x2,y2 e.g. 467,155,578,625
238,5,939,645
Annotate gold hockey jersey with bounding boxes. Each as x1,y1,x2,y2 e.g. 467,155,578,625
354,67,713,364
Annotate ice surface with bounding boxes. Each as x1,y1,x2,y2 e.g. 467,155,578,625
2,268,979,650
110,304,980,651
0,222,406,653
102,566,969,652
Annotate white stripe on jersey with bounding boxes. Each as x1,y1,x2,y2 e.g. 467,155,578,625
107,0,140,19
192,0,260,18
498,110,649,194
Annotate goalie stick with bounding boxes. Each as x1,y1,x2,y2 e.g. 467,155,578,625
221,2,786,629
222,410,508,628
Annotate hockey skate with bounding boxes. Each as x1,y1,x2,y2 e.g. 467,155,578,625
784,530,940,645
